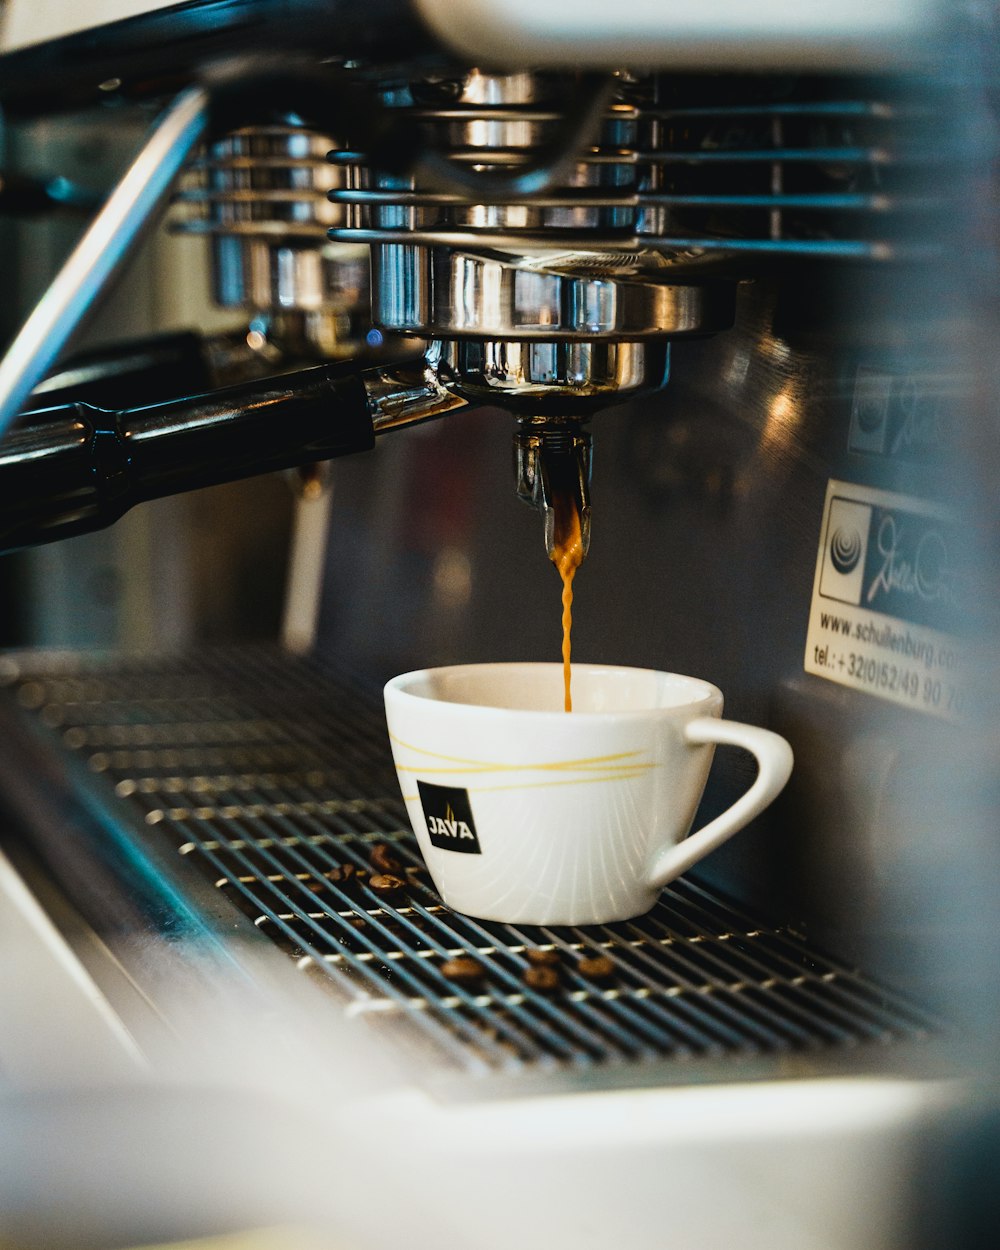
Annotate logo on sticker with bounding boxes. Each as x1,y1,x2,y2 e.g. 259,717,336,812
820,497,872,606
417,781,482,854
829,525,864,575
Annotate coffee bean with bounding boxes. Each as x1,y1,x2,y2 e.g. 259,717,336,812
523,965,560,992
440,956,485,986
370,842,404,874
369,872,406,898
577,953,617,982
526,947,561,967
324,863,357,884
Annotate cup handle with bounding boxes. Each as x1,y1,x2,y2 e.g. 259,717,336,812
647,717,794,890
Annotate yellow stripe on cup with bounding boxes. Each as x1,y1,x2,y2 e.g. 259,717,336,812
390,734,654,800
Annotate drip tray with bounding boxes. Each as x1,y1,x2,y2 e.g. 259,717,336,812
0,646,934,1077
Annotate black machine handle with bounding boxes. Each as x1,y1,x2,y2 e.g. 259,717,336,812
0,362,375,554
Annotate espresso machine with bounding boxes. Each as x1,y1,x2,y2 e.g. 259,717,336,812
0,3,997,1249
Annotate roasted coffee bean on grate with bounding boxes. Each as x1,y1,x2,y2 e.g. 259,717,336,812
523,965,560,993
440,956,486,986
369,872,406,898
324,863,358,885
370,842,404,874
577,953,616,982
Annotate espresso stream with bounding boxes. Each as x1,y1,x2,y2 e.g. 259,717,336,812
550,487,584,712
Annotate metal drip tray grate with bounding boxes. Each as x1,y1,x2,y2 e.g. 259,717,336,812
0,647,934,1076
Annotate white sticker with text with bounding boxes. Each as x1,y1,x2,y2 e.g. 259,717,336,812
804,480,968,719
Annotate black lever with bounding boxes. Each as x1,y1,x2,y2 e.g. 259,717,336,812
0,362,375,555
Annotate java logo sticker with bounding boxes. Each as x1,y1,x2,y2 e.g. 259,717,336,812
417,781,482,854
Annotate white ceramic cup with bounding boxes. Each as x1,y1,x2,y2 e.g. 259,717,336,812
383,662,793,926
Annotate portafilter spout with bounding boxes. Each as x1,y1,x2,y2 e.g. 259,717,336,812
515,418,592,563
